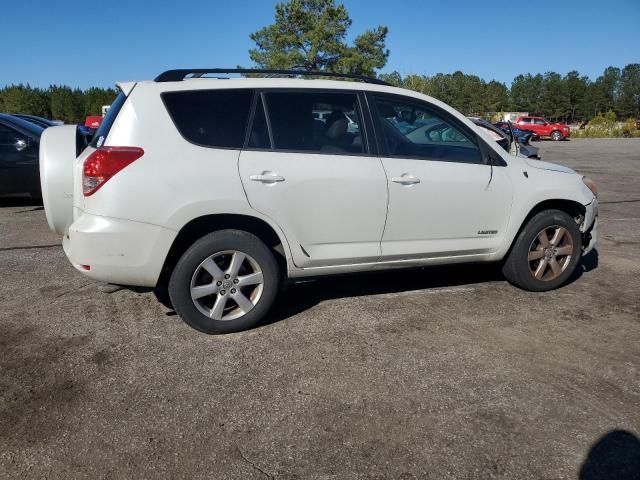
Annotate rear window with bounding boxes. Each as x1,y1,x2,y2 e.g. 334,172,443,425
91,91,126,148
162,89,253,149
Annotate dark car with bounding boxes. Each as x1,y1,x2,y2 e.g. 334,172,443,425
494,121,538,143
0,113,44,198
469,117,540,159
11,114,61,129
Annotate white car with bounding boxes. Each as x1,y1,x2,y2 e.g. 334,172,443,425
39,69,598,334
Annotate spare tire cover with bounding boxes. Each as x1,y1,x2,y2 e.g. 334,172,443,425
39,125,78,235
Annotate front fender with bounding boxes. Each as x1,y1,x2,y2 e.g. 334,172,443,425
495,163,595,259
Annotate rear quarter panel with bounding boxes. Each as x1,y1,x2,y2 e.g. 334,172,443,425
81,83,293,263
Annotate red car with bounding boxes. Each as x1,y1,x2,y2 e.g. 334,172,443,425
84,115,103,129
514,116,570,141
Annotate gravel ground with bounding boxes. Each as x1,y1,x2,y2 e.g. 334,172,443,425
1,138,639,479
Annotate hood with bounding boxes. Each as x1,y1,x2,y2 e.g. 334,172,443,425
525,158,575,174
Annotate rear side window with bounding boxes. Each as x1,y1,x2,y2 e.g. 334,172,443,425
91,91,126,148
262,91,365,154
162,89,253,149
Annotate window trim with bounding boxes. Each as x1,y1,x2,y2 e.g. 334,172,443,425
160,88,255,151
242,88,374,157
366,92,491,165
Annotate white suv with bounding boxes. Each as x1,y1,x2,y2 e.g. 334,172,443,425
39,69,598,334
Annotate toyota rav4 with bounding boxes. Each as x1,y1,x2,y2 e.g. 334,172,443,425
39,69,598,334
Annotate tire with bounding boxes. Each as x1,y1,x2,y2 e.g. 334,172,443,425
551,130,563,141
502,209,582,292
168,230,280,334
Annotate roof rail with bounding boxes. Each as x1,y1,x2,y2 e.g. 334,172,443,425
154,68,390,86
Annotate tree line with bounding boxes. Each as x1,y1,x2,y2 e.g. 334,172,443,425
2,65,638,125
379,65,640,122
2,0,639,125
0,85,117,124
248,0,639,123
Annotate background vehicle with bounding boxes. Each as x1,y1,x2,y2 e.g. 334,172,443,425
494,121,538,142
0,113,44,198
488,120,540,159
84,115,103,129
39,69,598,334
468,118,540,159
12,114,62,129
515,116,570,141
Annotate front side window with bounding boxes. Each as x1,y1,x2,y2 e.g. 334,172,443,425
534,118,546,125
373,96,483,164
262,91,364,154
162,89,253,149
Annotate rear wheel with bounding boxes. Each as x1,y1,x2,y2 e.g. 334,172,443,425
502,209,581,291
168,230,280,334
551,130,563,141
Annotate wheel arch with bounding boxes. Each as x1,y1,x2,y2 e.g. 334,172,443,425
551,129,563,139
504,198,586,258
157,213,290,288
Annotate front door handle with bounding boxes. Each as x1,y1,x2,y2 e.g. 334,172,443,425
250,172,285,183
391,174,420,185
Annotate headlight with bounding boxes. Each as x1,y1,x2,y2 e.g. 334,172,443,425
583,176,598,197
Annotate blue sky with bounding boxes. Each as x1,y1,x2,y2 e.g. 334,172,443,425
1,0,638,89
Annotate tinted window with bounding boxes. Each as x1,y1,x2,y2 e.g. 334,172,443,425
91,91,126,148
263,91,364,154
373,96,483,164
0,124,19,145
520,118,532,124
162,89,253,149
534,118,546,125
248,95,270,149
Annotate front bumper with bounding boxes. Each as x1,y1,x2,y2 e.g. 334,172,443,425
582,198,598,255
63,212,176,287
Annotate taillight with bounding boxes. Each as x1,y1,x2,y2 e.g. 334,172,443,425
83,147,144,196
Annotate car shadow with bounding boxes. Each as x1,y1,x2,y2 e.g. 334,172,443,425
0,197,43,209
261,262,504,327
151,250,599,327
580,249,599,273
263,249,600,327
579,430,640,479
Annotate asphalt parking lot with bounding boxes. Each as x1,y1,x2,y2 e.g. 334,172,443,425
1,138,639,479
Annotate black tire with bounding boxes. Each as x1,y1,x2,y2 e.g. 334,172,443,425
502,209,581,291
551,130,563,141
168,230,280,334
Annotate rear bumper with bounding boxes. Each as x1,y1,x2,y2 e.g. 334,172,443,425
63,212,176,287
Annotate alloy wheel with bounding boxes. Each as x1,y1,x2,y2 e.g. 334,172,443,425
190,250,264,320
527,225,574,281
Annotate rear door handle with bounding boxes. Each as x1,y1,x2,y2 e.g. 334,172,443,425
391,174,420,185
250,172,285,183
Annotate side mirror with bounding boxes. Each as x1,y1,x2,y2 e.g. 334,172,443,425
14,138,27,152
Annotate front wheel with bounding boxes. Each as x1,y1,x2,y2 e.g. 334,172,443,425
502,209,582,291
551,130,563,141
169,230,280,334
